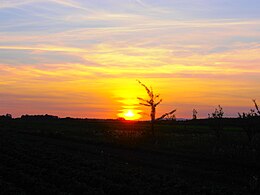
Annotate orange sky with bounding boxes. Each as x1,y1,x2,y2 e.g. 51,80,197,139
0,0,260,119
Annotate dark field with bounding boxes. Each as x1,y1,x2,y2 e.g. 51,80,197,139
0,118,259,194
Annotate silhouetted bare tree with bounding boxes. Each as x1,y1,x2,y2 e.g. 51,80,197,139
137,80,176,142
137,80,162,139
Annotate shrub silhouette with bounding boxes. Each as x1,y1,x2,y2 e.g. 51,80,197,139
238,99,260,144
208,105,224,139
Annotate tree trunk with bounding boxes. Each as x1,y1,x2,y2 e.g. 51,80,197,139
151,106,156,143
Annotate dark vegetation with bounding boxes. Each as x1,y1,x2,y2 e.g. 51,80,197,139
238,100,260,145
0,114,260,194
208,105,224,140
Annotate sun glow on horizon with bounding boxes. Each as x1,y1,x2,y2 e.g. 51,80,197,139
125,110,134,117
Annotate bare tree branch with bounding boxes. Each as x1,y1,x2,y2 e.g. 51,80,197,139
253,99,260,114
154,99,162,107
137,80,152,97
139,103,151,107
137,97,151,105
156,109,176,121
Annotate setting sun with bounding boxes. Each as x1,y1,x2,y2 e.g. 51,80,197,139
117,109,141,120
125,110,134,118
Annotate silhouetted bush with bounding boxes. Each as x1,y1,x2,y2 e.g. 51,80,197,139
238,100,260,144
208,105,224,139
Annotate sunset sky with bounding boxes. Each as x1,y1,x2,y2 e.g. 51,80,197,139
1,0,260,119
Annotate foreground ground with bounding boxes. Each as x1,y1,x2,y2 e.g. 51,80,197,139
0,119,259,194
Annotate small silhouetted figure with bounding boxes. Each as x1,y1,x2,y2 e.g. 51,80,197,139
192,109,198,120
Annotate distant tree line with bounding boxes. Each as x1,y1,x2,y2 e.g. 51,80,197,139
0,114,59,121
21,114,59,120
0,113,12,120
